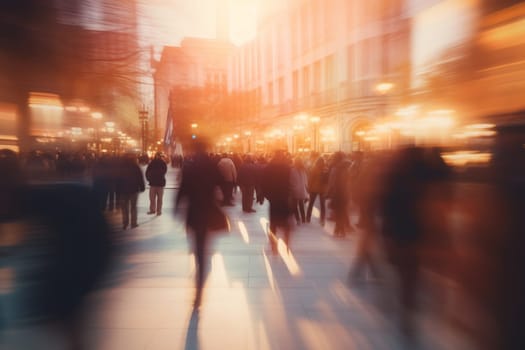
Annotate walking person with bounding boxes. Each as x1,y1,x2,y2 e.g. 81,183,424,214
237,155,258,213
117,154,145,229
327,152,353,237
146,152,167,216
290,157,308,225
92,155,112,212
380,146,432,340
261,150,293,252
348,154,384,283
254,156,268,205
306,156,328,226
175,140,223,308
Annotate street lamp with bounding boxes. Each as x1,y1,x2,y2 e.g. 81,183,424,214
375,82,394,95
139,107,148,154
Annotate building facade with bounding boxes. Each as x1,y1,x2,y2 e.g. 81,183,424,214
153,37,233,149
228,0,411,153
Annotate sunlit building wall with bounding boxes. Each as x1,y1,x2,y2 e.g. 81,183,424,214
153,38,233,145
410,0,525,120
471,1,525,118
229,0,411,153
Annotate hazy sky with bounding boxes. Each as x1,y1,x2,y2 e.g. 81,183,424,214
138,0,258,49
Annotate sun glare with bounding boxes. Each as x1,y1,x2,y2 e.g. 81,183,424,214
142,0,258,47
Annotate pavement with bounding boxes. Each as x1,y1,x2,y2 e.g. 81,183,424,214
0,166,474,350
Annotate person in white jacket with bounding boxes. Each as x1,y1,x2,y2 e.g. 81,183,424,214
290,157,308,225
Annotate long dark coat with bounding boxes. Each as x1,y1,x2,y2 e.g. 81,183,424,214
176,153,221,233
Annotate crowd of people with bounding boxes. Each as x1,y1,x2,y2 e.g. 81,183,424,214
1,130,525,349
177,138,525,349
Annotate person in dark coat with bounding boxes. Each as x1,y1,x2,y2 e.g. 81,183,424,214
327,152,353,237
261,150,292,252
254,156,268,205
237,155,258,213
92,155,112,211
380,146,434,339
175,140,222,307
0,149,113,350
306,156,328,226
146,152,168,215
116,154,145,229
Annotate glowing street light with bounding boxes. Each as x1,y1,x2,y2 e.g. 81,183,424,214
91,112,103,120
375,82,394,94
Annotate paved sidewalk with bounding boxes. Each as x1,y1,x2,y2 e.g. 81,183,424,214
1,167,473,350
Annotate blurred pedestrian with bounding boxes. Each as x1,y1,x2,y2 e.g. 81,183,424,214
237,155,258,213
348,154,385,283
146,152,168,216
254,156,268,205
290,157,308,225
306,156,328,226
117,154,145,229
217,154,237,206
327,152,353,237
176,140,223,307
473,124,525,350
261,150,293,252
0,149,113,350
380,146,431,338
92,155,112,211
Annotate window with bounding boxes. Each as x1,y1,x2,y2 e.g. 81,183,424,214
268,82,273,105
302,66,310,97
347,45,355,81
292,70,299,101
278,77,285,104
325,55,335,89
313,60,321,93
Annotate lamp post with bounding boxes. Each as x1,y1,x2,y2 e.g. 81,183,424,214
139,107,148,154
191,123,198,140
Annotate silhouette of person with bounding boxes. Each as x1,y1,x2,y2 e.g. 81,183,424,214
237,155,258,213
479,123,525,350
306,156,328,226
146,152,168,215
290,157,308,225
117,154,145,229
175,140,222,307
261,150,293,251
380,146,443,339
327,152,353,237
217,154,237,206
0,149,113,349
